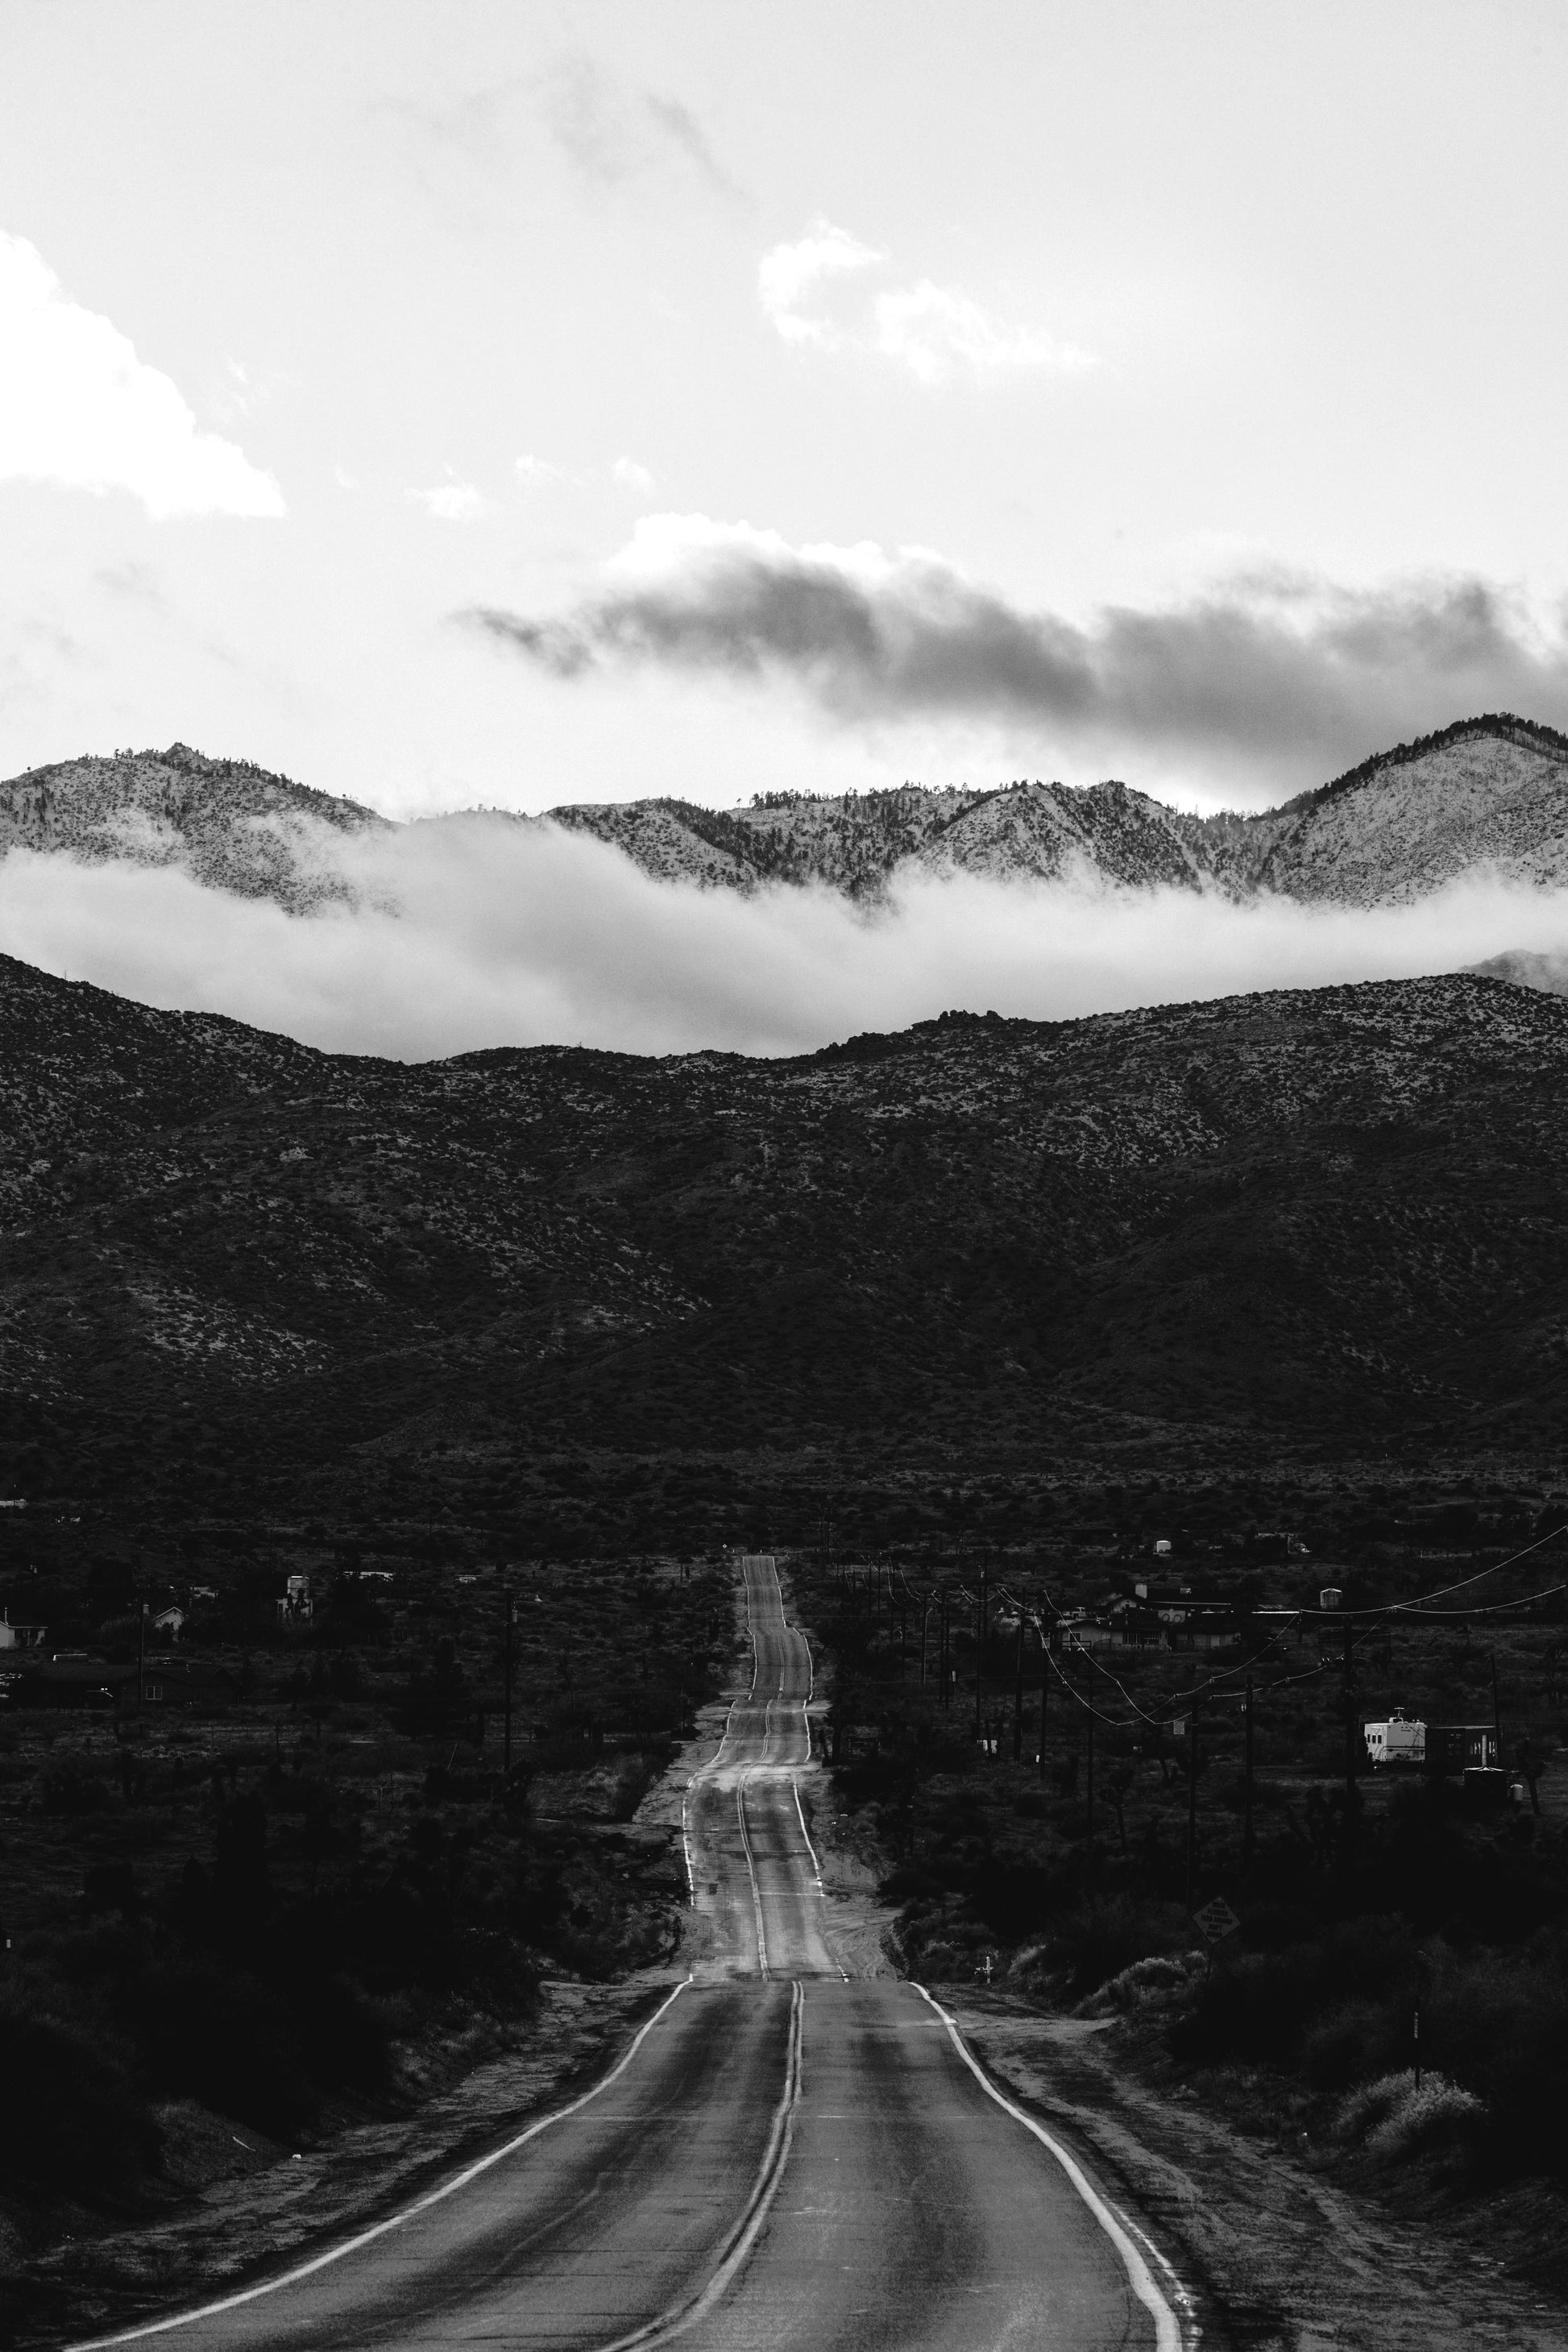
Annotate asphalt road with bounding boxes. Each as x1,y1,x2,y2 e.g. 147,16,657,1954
80,1558,1182,2352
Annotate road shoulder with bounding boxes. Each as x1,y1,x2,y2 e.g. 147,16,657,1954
942,1992,1568,2352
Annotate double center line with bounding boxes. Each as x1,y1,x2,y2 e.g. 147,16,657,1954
735,1777,771,1979
592,1981,805,2352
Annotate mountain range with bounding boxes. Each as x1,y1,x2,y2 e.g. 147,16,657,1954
4,951,1566,1553
5,714,1568,918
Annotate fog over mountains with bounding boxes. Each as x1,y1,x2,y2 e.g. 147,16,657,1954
2,716,1567,1056
6,713,1568,915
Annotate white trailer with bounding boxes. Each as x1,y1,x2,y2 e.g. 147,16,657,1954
1363,1709,1425,1767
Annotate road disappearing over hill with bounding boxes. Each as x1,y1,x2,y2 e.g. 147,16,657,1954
74,1558,1183,2352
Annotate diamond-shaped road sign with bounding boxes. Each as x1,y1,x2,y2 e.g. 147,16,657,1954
1193,1896,1241,1943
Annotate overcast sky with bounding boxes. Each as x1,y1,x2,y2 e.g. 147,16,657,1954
5,0,1568,820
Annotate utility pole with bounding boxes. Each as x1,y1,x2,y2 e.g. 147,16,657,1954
974,1564,988,1745
502,1589,515,1779
1039,1621,1049,1780
919,1599,929,1687
940,1590,950,1707
1185,1703,1200,1912
1012,1606,1025,1763
1243,1675,1255,1872
1086,1696,1095,1841
137,1595,146,1715
1490,1652,1502,1768
1342,1620,1358,1853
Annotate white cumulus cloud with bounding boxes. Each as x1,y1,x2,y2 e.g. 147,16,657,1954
757,217,1091,381
516,453,568,490
0,232,285,518
409,475,485,520
757,219,885,347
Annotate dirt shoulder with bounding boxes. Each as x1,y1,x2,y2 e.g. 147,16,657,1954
3,1980,670,2350
939,1990,1568,2352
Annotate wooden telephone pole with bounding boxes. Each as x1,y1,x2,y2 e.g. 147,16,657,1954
502,1590,516,1778
974,1564,989,1744
1185,1703,1201,1912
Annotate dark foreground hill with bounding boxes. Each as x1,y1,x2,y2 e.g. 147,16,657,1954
3,952,1567,1543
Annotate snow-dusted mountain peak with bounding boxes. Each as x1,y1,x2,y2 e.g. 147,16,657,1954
4,713,1567,918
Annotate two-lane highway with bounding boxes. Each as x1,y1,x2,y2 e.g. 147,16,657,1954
77,1556,1183,2352
682,1556,839,1981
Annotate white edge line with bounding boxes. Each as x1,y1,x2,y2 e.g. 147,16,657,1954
790,1777,825,1890
67,1979,695,2352
790,1777,848,1983
911,1985,1186,2352
736,1776,769,1978
679,1562,751,1901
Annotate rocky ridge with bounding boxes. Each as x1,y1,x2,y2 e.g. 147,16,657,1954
4,715,1568,917
553,715,1568,904
0,742,388,913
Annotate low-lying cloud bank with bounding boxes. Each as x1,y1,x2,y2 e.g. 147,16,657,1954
465,516,1568,800
2,815,1566,1061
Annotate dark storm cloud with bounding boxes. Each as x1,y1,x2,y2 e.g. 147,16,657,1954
463,521,1568,790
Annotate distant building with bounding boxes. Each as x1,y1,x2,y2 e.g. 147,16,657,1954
0,1610,48,1651
151,1605,187,1641
1111,1588,1242,1652
1061,1619,1118,1653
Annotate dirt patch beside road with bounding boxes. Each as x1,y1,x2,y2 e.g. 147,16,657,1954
941,1991,1568,2352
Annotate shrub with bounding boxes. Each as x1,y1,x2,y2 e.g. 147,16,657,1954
1045,1894,1192,2001
1338,2070,1482,2163
914,1939,974,1981
1367,2075,1483,2163
1335,2068,1409,2143
0,1995,156,2196
1174,1916,1417,2068
1076,1952,1205,2017
1304,1997,1400,2091
138,1955,317,2135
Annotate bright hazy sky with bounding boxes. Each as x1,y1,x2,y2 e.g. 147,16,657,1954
6,0,1568,819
